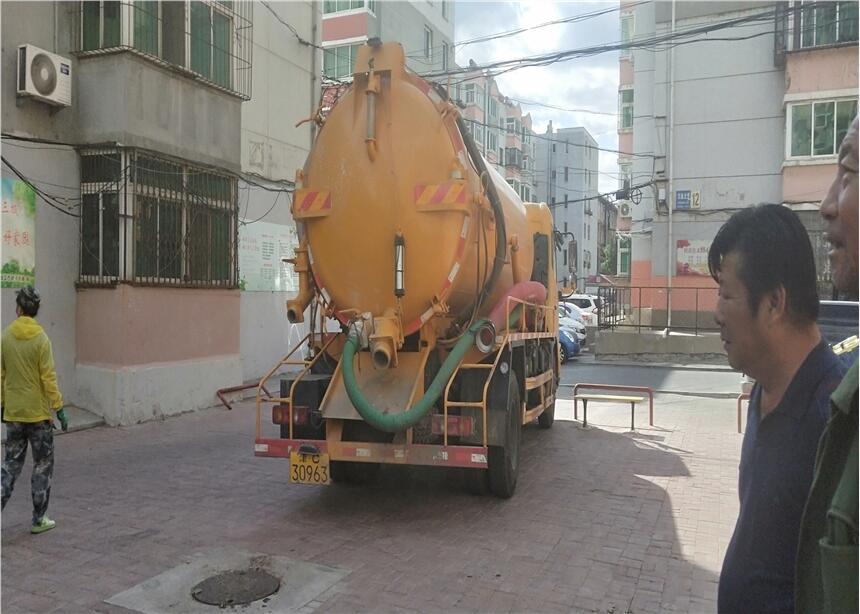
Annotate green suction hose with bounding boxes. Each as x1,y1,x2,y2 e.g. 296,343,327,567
341,318,492,433
341,305,527,434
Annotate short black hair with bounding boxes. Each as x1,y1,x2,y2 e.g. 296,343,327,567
708,204,819,325
15,285,40,317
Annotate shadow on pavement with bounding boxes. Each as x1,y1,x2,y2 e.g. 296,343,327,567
276,420,719,612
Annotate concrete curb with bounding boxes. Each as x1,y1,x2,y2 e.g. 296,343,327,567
575,357,733,373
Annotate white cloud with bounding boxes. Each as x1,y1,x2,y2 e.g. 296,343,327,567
454,1,622,193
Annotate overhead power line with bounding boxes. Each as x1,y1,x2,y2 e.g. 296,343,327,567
455,1,648,49
0,134,295,196
548,179,656,208
458,116,657,159
405,1,648,61
1,156,81,218
259,1,323,50
421,8,778,83
508,97,617,117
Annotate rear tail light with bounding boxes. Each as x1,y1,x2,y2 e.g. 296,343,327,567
272,405,309,426
431,414,475,437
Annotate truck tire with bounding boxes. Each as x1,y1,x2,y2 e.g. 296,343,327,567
538,342,556,429
538,399,555,429
488,374,521,498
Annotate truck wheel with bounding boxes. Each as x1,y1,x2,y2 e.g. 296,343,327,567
538,397,555,429
488,374,521,498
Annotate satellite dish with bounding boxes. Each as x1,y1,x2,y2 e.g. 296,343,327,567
30,53,57,96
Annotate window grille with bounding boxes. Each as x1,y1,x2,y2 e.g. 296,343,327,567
79,147,238,288
72,1,253,100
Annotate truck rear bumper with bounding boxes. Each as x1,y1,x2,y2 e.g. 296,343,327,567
254,438,489,469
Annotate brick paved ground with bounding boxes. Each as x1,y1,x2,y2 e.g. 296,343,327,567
1,389,742,613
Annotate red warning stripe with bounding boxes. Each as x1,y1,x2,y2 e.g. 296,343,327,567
414,182,467,207
293,190,332,216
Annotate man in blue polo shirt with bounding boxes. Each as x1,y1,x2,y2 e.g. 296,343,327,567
709,205,846,614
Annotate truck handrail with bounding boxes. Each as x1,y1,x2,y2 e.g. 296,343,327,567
254,331,343,440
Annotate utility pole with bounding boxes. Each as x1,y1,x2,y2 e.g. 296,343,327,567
666,0,676,332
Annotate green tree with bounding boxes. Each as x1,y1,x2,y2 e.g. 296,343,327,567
599,240,617,275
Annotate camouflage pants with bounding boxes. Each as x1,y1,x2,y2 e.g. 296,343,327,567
2,421,54,524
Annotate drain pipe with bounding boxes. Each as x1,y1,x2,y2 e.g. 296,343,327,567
666,0,676,333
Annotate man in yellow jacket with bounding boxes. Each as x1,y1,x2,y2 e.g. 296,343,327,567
1,286,67,534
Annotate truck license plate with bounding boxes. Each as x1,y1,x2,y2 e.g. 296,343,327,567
289,451,330,485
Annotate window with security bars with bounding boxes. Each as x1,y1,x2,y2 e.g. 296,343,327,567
79,149,237,288
798,1,858,49
74,1,252,99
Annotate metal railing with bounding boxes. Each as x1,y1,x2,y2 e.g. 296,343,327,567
597,285,720,336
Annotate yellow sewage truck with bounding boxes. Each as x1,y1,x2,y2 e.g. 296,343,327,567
254,42,559,498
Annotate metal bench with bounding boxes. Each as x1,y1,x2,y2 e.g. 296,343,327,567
572,383,655,430
573,394,645,430
737,392,750,434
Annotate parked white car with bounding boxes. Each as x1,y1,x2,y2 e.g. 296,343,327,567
563,294,601,327
558,303,587,345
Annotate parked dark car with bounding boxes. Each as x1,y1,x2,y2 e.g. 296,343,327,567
819,300,858,344
559,328,581,364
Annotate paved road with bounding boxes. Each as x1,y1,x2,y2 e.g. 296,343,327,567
1,392,742,613
561,357,741,396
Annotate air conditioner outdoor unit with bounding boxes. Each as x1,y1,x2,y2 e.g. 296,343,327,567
17,44,72,107
619,201,631,217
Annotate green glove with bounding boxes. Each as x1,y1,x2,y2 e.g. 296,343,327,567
56,409,69,432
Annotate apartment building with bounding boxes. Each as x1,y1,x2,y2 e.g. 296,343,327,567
321,1,453,79
618,0,857,326
534,122,600,284
1,1,320,425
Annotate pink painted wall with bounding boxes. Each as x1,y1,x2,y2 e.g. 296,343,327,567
786,46,858,94
784,162,838,203
619,132,633,154
629,260,717,311
77,286,240,367
322,13,368,43
620,60,633,86
630,260,653,306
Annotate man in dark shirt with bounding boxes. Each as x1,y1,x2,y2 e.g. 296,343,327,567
795,115,858,613
709,205,846,614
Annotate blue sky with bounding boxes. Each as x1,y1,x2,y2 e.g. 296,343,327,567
453,1,622,193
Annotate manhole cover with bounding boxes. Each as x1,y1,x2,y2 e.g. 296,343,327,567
191,568,280,607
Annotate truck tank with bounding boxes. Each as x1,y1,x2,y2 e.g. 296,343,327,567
289,43,551,358
260,42,558,498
